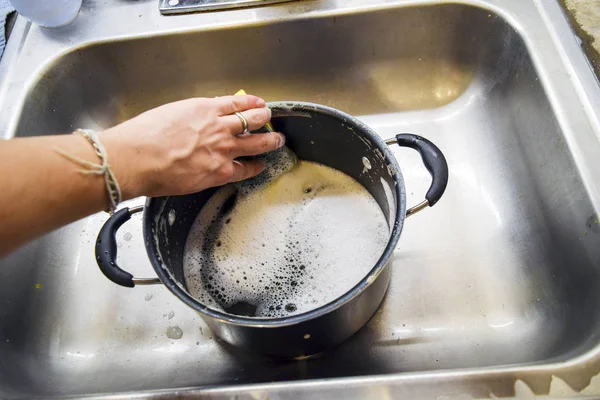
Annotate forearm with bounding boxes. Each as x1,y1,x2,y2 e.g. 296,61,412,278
0,134,129,256
0,95,280,258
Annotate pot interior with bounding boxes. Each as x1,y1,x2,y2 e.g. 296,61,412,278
145,103,403,312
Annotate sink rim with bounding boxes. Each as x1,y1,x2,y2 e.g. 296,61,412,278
2,0,600,398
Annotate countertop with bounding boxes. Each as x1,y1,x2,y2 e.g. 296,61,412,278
563,0,600,77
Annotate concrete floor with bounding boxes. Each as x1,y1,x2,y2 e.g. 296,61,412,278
563,0,600,76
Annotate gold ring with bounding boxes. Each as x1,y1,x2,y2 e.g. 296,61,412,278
235,112,249,135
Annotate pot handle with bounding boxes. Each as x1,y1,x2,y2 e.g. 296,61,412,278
386,133,449,217
95,206,161,287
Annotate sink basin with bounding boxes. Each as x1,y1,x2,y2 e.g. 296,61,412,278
2,0,600,398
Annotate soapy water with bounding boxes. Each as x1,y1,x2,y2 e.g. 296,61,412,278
183,151,390,318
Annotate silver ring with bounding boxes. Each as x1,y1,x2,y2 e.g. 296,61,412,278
235,112,249,135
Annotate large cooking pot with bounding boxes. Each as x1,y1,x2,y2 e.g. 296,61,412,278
95,101,448,359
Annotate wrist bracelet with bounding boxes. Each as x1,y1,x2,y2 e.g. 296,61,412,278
54,129,122,214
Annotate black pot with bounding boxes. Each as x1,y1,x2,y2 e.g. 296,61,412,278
95,102,448,359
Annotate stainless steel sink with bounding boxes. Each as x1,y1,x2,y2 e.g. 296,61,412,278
2,0,600,398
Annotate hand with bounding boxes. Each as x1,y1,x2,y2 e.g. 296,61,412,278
100,95,284,199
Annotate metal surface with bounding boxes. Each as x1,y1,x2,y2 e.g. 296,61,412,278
159,0,297,15
405,199,429,217
131,278,162,285
1,0,600,398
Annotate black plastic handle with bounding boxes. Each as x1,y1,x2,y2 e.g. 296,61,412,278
395,133,449,207
95,207,142,288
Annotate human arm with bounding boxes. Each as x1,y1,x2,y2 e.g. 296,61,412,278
0,95,283,257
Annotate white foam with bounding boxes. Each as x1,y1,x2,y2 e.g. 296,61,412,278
183,161,390,318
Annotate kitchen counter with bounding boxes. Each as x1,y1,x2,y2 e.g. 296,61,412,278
563,0,600,77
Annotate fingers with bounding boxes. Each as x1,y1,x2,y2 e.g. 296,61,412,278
221,107,272,135
230,132,285,158
229,160,266,183
214,95,266,115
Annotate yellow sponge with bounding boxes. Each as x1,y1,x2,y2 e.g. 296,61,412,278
233,89,298,180
234,89,274,132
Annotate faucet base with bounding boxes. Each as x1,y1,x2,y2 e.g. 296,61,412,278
159,0,297,15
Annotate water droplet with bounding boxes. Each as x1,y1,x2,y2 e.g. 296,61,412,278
166,326,183,339
145,293,153,301
168,311,175,320
362,156,372,172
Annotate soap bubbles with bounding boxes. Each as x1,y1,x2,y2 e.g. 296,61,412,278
183,159,390,318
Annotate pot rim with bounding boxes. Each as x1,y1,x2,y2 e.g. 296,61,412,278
144,101,407,327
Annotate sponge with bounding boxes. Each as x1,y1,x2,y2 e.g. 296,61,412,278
234,89,298,183
234,89,275,132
